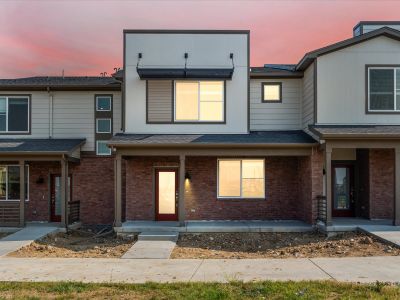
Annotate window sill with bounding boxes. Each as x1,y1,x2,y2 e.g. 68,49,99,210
0,199,29,202
366,110,400,114
217,197,266,201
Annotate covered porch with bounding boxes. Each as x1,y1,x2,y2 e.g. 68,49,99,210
0,139,85,228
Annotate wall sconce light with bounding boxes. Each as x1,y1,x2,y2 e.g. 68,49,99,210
185,172,191,181
36,176,44,184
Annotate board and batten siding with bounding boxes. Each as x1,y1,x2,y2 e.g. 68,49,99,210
0,91,122,152
302,62,315,129
250,79,302,131
147,80,173,123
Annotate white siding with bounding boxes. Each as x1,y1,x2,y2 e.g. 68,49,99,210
302,63,314,129
317,36,400,125
250,79,301,130
124,32,248,134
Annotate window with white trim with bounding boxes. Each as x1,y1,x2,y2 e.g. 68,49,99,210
175,81,224,122
96,96,111,111
0,96,30,133
96,118,111,133
0,165,28,201
217,159,265,199
368,67,400,111
96,141,111,156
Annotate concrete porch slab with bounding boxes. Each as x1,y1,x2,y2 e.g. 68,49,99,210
358,225,400,248
320,218,393,233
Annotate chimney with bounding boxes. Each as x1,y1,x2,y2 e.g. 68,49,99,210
354,21,400,36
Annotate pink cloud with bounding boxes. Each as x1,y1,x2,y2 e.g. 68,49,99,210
0,0,399,78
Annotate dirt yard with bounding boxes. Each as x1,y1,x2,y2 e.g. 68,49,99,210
9,229,136,258
171,232,400,259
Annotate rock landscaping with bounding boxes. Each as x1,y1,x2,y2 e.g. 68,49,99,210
8,228,136,258
171,232,400,259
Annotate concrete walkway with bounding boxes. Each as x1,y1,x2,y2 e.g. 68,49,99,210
0,224,59,257
0,256,399,283
122,241,176,259
359,225,400,247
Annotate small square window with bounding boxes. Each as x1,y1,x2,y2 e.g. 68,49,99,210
96,96,111,111
96,119,111,133
96,141,111,156
262,83,282,102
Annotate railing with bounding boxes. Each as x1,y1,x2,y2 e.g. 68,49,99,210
0,201,20,227
68,200,80,224
316,195,327,224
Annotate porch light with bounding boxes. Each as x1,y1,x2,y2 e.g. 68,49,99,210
185,172,191,181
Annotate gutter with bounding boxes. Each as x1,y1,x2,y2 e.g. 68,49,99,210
107,142,318,148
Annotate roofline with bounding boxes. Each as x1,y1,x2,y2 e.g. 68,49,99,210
123,29,250,34
107,142,318,148
250,72,303,79
309,126,400,140
296,27,400,71
353,21,400,31
0,85,121,91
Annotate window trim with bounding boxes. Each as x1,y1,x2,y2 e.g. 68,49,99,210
173,80,226,124
96,118,112,134
261,82,282,103
96,140,112,156
366,64,400,114
217,158,265,200
0,165,29,201
0,94,31,135
95,95,112,112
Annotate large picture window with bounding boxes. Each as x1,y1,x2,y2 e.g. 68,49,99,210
218,159,265,199
368,67,400,112
175,81,224,122
0,96,30,133
0,165,28,201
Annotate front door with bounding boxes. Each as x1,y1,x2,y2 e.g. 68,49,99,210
155,169,178,221
332,163,355,217
50,175,71,222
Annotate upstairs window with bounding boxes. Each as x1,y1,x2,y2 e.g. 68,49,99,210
0,96,30,133
262,82,282,103
368,67,400,112
174,81,224,122
96,96,112,111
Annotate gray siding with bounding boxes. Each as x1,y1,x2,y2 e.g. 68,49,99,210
250,79,302,130
302,62,314,129
147,80,173,123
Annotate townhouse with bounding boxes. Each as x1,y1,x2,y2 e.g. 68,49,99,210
1,21,400,232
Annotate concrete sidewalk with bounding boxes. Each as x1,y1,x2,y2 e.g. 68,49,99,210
0,256,399,283
359,225,400,247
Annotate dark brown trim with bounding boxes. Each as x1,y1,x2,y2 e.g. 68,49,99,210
122,32,126,132
94,94,113,156
261,82,282,103
247,31,250,133
313,60,318,123
365,64,400,115
0,94,32,136
123,29,250,34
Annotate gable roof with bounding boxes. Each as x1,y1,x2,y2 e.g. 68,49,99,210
250,65,303,78
296,26,400,71
0,76,121,91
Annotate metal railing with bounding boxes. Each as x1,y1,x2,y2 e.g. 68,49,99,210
316,195,327,224
68,200,80,224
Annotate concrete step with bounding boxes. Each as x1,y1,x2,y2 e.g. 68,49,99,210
138,231,179,242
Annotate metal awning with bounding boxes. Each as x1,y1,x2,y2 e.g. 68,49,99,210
137,68,234,80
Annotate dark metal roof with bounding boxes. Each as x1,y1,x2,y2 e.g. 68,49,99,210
0,76,121,91
250,66,303,78
0,138,86,153
310,125,400,138
109,131,317,146
296,27,400,71
136,68,234,79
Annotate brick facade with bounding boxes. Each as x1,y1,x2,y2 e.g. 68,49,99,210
369,149,395,220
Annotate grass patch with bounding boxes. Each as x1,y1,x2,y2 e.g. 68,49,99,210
0,280,399,299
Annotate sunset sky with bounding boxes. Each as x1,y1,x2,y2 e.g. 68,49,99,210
1,0,399,78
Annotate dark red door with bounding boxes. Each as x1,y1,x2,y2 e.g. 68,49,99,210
155,169,178,221
332,163,355,217
50,174,71,222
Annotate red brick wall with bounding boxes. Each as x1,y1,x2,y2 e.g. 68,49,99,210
125,156,314,222
369,149,394,220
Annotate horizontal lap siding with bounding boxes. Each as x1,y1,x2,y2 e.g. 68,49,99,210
147,80,173,123
302,63,314,129
250,79,302,130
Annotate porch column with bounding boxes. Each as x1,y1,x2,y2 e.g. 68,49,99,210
395,147,400,226
60,157,68,227
179,154,185,224
325,146,333,226
114,154,122,227
19,160,25,227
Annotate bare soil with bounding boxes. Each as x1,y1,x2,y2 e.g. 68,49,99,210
171,232,400,259
8,229,136,258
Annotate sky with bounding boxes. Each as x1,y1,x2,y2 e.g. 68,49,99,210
0,0,400,78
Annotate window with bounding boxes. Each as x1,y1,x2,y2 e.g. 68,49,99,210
262,82,282,102
96,96,111,111
96,140,111,156
175,81,224,122
218,159,265,199
96,119,111,133
0,96,29,133
368,67,400,111
0,165,28,201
